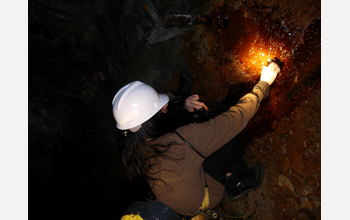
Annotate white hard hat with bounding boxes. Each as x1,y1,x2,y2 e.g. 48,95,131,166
112,81,169,131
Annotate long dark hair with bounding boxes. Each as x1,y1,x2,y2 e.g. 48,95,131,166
119,96,206,200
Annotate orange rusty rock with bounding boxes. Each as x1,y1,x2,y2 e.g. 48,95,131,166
292,211,312,220
282,157,291,174
278,174,294,193
300,197,313,211
291,152,305,174
179,3,320,219
271,120,278,130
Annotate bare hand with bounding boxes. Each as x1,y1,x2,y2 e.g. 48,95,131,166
260,62,280,85
184,94,204,112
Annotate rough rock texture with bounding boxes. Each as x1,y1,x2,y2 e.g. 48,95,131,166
29,0,320,219
176,1,320,219
113,0,210,89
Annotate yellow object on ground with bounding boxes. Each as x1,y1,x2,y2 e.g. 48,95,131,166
121,214,143,220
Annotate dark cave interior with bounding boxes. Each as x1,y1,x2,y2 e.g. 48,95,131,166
28,0,321,219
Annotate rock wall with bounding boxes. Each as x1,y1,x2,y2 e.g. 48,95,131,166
29,0,210,218
29,0,321,219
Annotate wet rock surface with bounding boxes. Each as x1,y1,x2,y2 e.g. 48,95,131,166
29,0,320,219
164,1,321,219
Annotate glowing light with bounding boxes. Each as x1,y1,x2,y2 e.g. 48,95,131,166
230,19,293,83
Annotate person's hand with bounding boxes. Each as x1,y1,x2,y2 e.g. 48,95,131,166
184,94,204,112
260,62,280,85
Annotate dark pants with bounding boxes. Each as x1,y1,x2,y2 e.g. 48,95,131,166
202,101,249,186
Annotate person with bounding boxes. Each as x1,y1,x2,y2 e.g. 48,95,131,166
112,62,280,215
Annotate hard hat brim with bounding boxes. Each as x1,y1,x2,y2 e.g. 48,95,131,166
116,93,169,130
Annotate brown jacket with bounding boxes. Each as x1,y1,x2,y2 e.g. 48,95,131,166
150,81,270,214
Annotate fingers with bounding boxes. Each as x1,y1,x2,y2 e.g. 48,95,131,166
268,62,280,73
189,95,204,107
186,99,204,109
185,94,204,112
187,101,203,109
188,94,199,101
261,62,280,85
262,66,268,72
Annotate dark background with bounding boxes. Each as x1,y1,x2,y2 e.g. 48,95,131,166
27,0,322,219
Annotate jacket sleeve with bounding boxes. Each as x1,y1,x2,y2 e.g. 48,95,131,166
177,81,270,157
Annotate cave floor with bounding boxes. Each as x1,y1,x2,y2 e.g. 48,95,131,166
164,2,321,220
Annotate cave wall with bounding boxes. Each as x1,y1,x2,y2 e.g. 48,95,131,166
29,0,321,219
29,1,125,217
29,0,210,218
